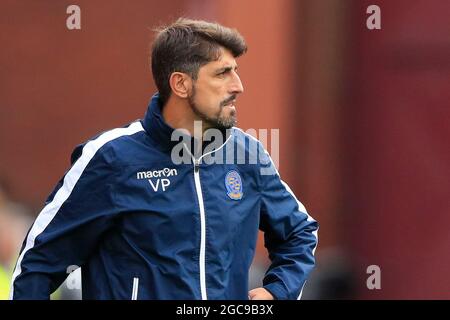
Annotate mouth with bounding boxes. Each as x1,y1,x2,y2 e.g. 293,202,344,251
222,95,237,108
223,99,236,108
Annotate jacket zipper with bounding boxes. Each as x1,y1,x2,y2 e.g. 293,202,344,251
188,133,232,300
193,159,208,300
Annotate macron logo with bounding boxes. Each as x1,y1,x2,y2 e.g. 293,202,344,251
136,168,178,192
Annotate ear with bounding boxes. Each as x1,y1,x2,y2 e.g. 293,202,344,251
169,72,192,99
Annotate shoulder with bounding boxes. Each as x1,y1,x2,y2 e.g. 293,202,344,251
70,121,146,167
230,127,269,158
231,127,265,148
231,127,277,176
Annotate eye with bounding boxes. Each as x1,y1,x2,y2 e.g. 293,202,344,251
216,67,237,78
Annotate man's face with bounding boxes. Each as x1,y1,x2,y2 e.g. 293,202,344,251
187,47,244,130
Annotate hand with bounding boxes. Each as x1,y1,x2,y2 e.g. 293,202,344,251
248,287,274,300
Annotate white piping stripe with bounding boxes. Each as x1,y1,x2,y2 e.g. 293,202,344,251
234,127,319,300
132,277,139,300
297,281,307,300
181,130,233,162
9,121,144,300
198,133,233,162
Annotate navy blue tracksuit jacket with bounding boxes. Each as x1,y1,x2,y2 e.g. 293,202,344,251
10,94,318,300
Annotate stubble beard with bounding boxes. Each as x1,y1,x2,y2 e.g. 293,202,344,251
187,86,237,130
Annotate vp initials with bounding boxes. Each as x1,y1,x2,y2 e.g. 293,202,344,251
136,168,178,192
149,178,171,192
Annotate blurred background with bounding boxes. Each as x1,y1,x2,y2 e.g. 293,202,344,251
1,0,449,299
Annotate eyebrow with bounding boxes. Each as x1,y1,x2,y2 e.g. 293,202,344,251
216,65,238,73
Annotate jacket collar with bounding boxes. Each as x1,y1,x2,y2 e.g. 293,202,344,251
141,93,232,155
141,93,180,151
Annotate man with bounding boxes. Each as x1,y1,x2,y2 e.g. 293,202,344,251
10,18,318,300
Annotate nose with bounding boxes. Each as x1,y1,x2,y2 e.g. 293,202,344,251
230,71,244,94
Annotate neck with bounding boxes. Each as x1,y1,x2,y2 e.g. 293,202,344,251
160,96,231,157
162,96,211,138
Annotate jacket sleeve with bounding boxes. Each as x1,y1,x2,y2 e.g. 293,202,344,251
10,143,118,300
258,144,319,300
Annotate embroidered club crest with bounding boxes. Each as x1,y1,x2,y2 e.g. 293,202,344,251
225,170,243,200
